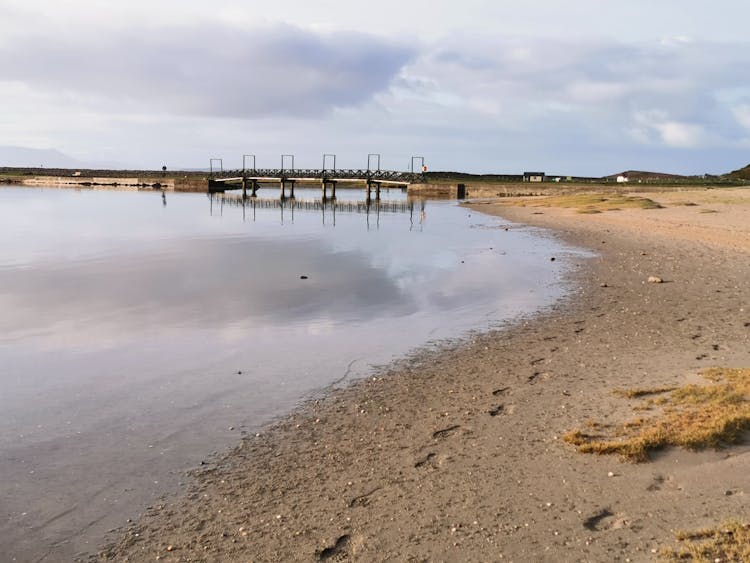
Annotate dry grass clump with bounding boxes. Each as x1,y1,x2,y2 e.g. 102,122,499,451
613,387,676,399
660,520,750,562
523,194,664,213
563,368,750,462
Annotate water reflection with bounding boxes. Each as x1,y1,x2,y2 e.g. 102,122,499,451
0,186,582,561
0,236,412,348
209,192,426,231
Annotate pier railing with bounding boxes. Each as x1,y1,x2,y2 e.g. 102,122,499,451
211,169,419,182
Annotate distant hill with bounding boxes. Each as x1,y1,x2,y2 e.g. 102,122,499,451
0,146,83,168
726,163,750,180
607,170,688,180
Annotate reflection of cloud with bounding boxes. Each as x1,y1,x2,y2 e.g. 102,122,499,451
0,237,413,349
416,250,557,313
0,197,575,355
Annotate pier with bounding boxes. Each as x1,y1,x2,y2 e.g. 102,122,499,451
208,154,425,201
208,168,418,201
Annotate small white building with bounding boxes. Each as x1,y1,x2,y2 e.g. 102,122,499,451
523,171,545,183
616,175,629,183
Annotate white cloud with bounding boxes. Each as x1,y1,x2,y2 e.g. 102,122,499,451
732,105,750,130
631,110,707,148
566,80,632,104
659,36,694,47
655,121,706,148
7,0,748,42
3,1,750,174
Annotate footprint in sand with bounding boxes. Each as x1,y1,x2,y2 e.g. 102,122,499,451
583,509,630,532
488,405,504,417
349,487,382,508
414,452,437,469
414,427,462,469
432,425,461,440
583,509,614,531
646,475,665,492
318,534,351,561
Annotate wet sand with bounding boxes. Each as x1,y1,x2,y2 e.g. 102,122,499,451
97,187,750,562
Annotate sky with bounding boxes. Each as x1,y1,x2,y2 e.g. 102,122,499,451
1,0,750,175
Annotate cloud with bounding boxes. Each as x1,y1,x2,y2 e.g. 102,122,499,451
630,110,708,148
733,104,750,130
4,13,750,174
654,121,706,148
387,36,750,150
0,23,415,118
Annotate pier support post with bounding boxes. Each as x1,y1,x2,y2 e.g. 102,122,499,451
251,180,258,197
322,180,337,201
289,180,296,199
375,182,381,201
242,177,248,199
280,180,286,200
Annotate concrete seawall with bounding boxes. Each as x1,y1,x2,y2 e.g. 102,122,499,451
3,175,209,192
20,176,174,189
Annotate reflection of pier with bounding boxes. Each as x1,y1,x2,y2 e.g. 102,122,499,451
216,195,415,214
209,194,427,230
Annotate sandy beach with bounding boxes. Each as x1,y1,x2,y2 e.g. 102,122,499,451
97,187,750,562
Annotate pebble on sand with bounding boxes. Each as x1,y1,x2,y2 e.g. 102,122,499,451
647,276,664,283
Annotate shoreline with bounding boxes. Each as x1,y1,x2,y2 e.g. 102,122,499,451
4,170,748,200
98,189,750,561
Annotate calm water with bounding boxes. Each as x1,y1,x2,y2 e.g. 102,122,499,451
0,186,582,560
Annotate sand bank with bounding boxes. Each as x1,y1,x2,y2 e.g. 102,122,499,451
98,188,750,562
